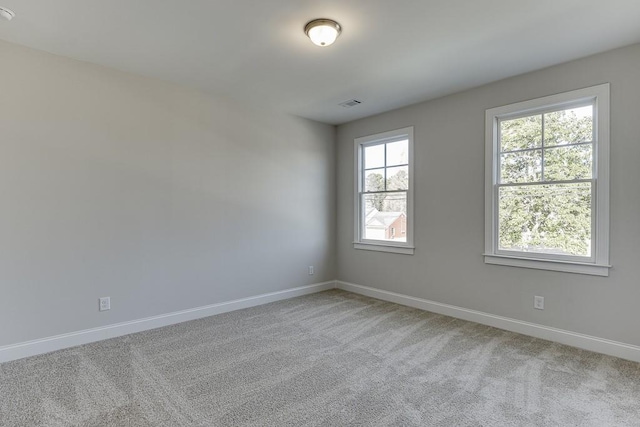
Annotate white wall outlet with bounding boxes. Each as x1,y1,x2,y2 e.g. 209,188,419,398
534,296,544,310
99,297,111,312
308,266,314,275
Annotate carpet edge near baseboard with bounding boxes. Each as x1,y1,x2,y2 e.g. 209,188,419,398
3,279,638,365
336,280,640,363
0,280,337,364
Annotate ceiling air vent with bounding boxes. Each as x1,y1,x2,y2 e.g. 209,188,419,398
339,99,362,108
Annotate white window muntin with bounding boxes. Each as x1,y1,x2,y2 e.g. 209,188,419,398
496,101,595,263
354,127,414,255
484,84,610,275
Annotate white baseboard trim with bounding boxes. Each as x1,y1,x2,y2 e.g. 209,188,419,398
337,281,640,363
0,281,336,364
5,280,638,364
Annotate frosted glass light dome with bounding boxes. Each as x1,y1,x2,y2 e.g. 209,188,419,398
305,19,341,47
0,6,15,21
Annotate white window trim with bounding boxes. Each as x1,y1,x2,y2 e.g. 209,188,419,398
484,84,610,276
354,126,415,255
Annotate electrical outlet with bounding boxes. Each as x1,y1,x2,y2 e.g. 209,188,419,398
99,297,111,312
308,266,314,275
534,296,544,310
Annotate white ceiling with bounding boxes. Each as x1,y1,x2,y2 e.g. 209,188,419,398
1,1,640,125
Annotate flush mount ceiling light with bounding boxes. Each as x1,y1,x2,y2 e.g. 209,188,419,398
0,6,15,21
304,19,341,47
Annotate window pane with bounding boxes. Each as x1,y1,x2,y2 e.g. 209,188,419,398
386,166,409,190
498,183,592,257
545,105,593,146
500,150,542,183
500,115,542,152
362,192,407,242
386,140,409,166
364,144,385,169
364,169,385,192
544,144,593,181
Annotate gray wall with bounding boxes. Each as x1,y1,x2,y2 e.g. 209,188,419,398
336,43,640,346
0,40,336,347
2,37,639,351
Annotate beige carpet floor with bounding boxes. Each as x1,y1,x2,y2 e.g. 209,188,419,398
1,289,639,426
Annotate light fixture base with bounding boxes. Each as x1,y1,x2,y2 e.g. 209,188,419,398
0,6,15,21
304,19,342,47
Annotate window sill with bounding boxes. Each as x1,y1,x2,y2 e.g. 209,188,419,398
484,254,610,276
354,242,414,255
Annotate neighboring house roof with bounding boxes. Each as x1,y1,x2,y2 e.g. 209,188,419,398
365,209,405,227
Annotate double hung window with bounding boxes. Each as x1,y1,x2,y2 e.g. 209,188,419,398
354,127,414,255
484,84,610,275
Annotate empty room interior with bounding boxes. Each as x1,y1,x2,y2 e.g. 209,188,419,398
1,1,640,425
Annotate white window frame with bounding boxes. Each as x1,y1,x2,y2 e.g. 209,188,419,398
484,84,610,276
354,127,415,255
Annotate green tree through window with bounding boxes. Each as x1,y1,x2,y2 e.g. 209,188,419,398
485,84,610,275
498,107,593,256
